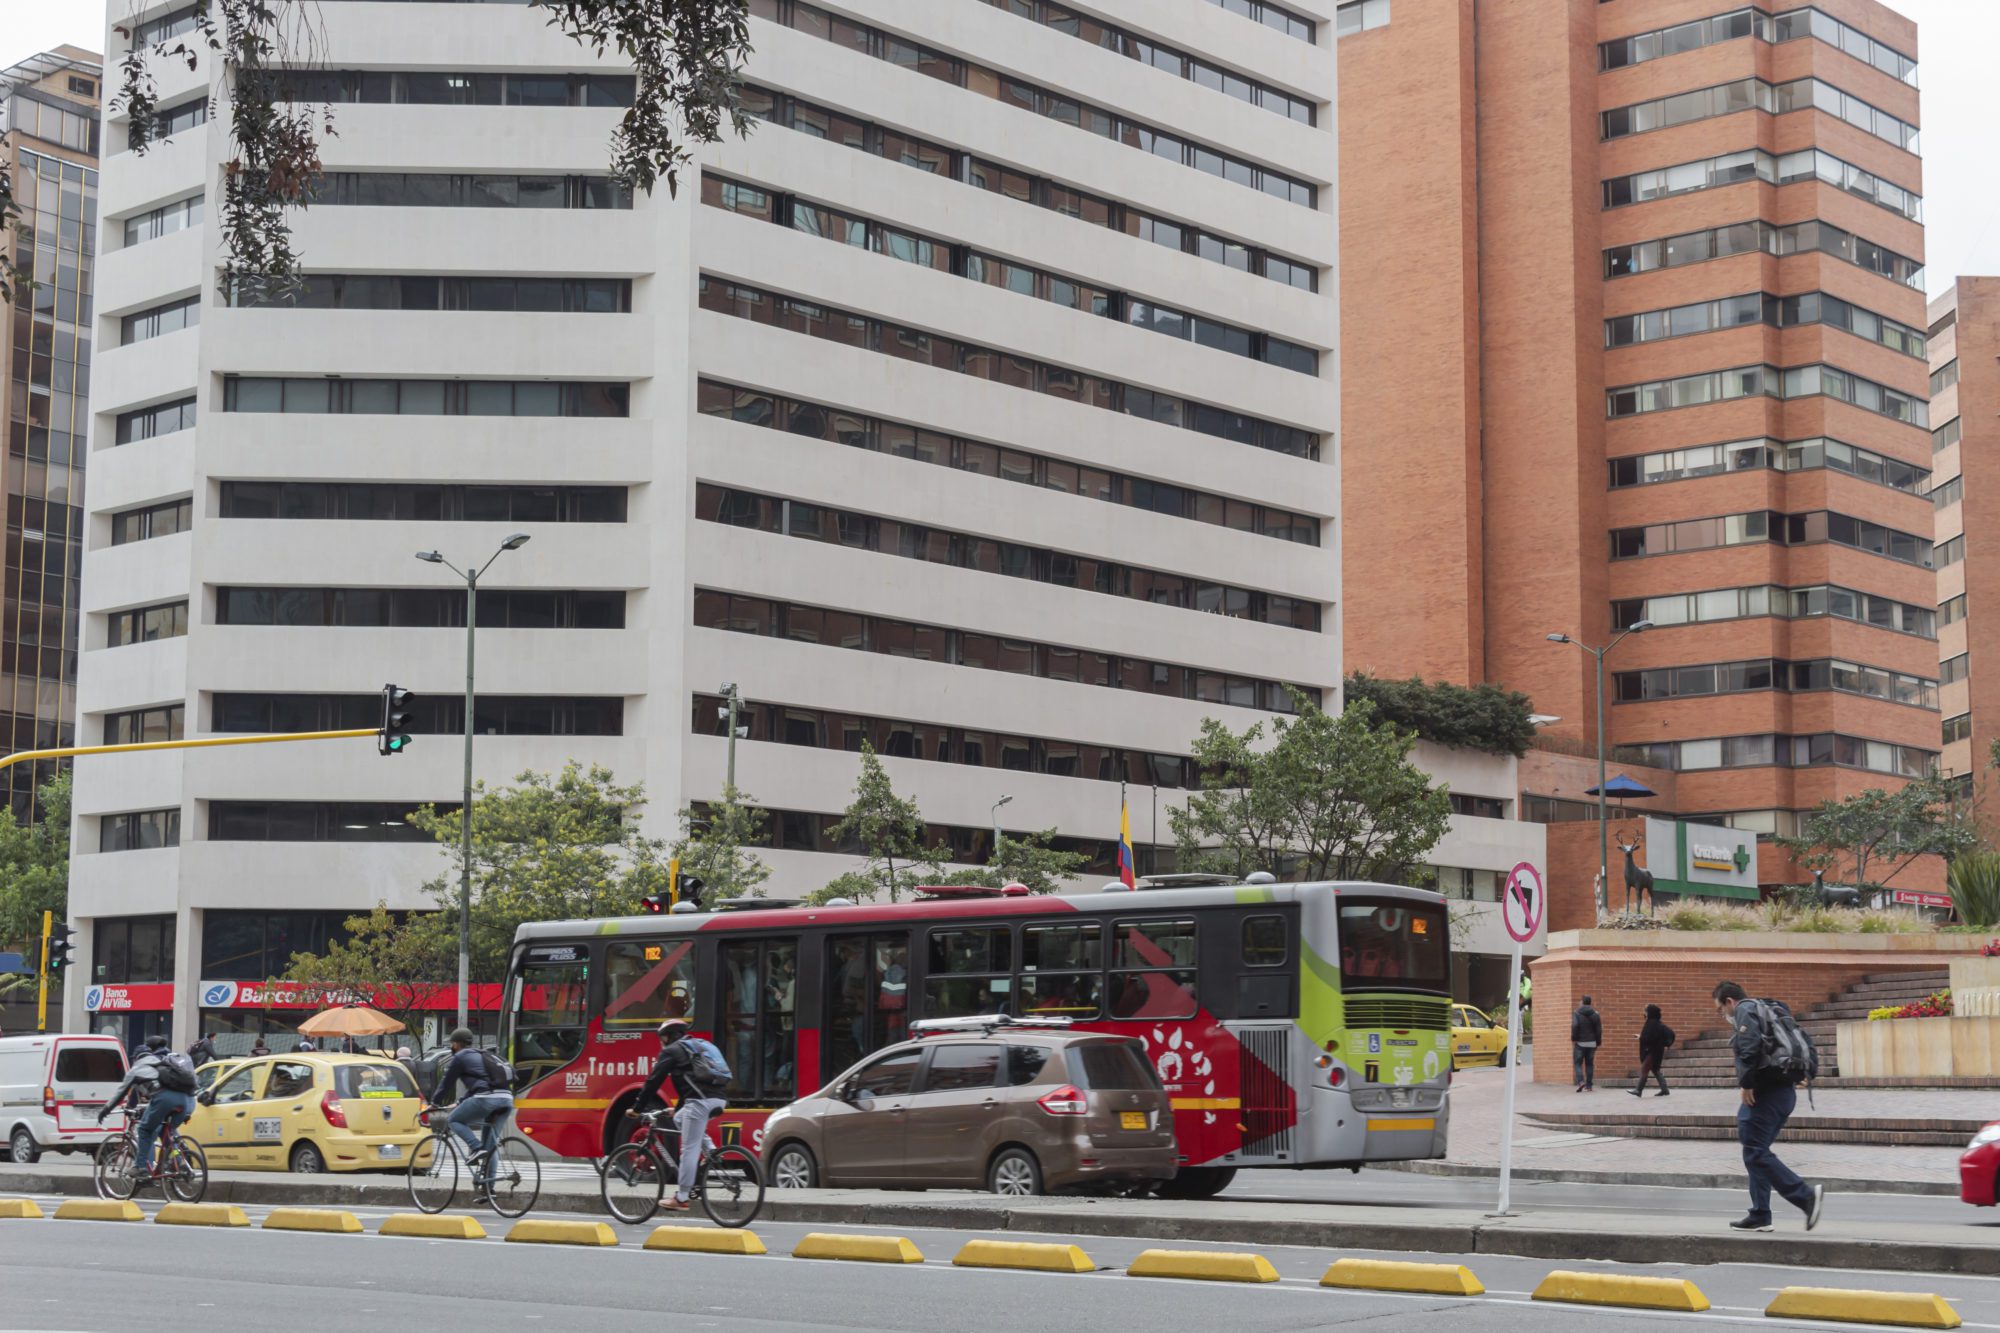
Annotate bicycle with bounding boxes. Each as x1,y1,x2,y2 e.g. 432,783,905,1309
600,1106,764,1228
94,1114,208,1204
406,1105,541,1218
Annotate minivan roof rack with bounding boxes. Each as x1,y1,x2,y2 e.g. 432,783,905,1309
910,1015,1073,1037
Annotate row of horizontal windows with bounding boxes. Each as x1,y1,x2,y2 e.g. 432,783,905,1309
227,274,631,314
212,693,624,737
1945,713,1972,746
750,0,1317,206
695,380,1320,545
1336,0,1390,37
1934,418,1962,453
213,587,626,629
120,294,200,346
692,693,1200,791
740,86,1315,291
1212,0,1317,42
1606,362,1930,428
245,69,634,108
1936,534,1965,568
1606,290,1924,358
306,173,631,210
8,90,99,156
695,485,1322,633
1942,653,1969,686
99,809,179,853
1929,475,1963,510
1613,732,1937,776
1611,508,1933,567
971,0,1315,122
111,498,192,546
129,2,199,43
1940,593,1967,627
703,176,1317,375
1931,359,1959,394
1602,76,1918,153
104,704,183,747
1608,436,1928,494
698,278,1316,459
1605,217,1923,289
1600,7,1917,84
122,195,201,247
1614,583,1935,638
107,601,188,647
209,801,440,843
126,96,206,151
218,482,627,524
1613,657,1937,709
221,376,630,418
1604,147,1922,222
694,589,1319,715
115,396,195,444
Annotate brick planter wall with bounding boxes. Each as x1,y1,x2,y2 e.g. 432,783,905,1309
1527,931,1984,1084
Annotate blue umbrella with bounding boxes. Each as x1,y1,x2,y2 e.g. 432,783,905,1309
1586,774,1656,798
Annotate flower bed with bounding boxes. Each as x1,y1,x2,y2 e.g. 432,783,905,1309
1867,989,1953,1021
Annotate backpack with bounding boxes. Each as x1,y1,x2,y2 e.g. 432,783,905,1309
155,1050,198,1094
1750,999,1816,1084
478,1049,515,1090
682,1036,732,1094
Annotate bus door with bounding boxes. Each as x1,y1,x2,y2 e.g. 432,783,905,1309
716,936,800,1108
823,931,912,1081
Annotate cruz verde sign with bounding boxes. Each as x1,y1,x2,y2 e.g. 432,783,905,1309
1643,817,1758,900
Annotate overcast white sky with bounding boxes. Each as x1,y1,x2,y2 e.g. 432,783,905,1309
10,0,1998,295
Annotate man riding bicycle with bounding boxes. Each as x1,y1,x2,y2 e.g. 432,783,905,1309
429,1026,514,1196
634,1017,730,1213
98,1033,198,1181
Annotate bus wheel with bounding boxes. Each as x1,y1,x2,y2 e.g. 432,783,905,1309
1158,1166,1235,1200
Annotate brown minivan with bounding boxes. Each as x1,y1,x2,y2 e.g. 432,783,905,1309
760,1018,1177,1195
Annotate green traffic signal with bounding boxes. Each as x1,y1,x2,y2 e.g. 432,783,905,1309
47,924,75,975
379,683,414,757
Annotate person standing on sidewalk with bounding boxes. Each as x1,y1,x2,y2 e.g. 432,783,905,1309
1570,994,1602,1092
1630,1004,1672,1098
1713,980,1824,1232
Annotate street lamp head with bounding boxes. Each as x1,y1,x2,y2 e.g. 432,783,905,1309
1629,619,1655,632
415,551,444,564
994,795,1014,809
501,533,531,551
1545,633,1570,643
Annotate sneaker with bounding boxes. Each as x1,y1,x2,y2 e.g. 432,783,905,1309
1805,1185,1825,1232
1575,1084,1584,1093
1730,1216,1774,1232
663,1198,691,1212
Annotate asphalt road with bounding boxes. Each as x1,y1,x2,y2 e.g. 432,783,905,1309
7,1194,1998,1333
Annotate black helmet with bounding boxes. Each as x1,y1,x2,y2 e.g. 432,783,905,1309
448,1027,476,1047
145,1033,169,1049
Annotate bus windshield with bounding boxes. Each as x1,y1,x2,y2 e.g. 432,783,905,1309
1336,899,1448,992
510,943,590,1073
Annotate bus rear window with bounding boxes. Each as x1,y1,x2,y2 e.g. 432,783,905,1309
1337,901,1448,992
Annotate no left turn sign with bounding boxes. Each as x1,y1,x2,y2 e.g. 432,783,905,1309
1503,861,1544,943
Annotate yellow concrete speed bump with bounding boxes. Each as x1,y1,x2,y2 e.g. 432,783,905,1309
644,1226,767,1255
0,1199,45,1219
1766,1287,1962,1329
155,1202,249,1228
953,1239,1095,1273
1322,1258,1483,1296
381,1213,487,1240
1128,1249,1279,1283
1531,1271,1709,1313
263,1207,364,1234
54,1199,144,1222
504,1219,619,1247
791,1232,925,1264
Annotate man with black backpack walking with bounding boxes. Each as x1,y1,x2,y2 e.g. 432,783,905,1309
634,1016,732,1214
1713,980,1824,1232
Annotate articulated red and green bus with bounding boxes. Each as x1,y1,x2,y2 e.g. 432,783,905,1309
504,877,1451,1195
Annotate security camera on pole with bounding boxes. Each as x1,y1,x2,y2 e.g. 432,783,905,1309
1492,859,1544,1218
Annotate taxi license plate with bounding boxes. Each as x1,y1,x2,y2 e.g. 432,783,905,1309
377,1144,402,1160
1120,1111,1148,1130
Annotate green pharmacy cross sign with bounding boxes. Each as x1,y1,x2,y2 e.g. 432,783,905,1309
1643,817,1759,900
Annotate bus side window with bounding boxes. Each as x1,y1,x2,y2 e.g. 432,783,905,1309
923,925,1012,1018
1243,915,1288,967
605,940,696,1028
1238,914,1295,1019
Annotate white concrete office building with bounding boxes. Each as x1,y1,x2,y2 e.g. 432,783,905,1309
75,0,1454,1045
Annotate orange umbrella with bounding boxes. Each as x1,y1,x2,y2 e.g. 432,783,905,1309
296,1005,406,1038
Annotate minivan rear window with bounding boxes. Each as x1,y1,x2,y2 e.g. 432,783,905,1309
1074,1041,1160,1091
336,1063,418,1099
54,1048,125,1083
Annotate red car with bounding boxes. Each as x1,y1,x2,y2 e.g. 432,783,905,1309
1959,1122,2000,1205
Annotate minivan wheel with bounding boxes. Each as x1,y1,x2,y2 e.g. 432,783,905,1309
770,1143,818,1190
987,1148,1042,1197
289,1141,326,1174
9,1126,38,1165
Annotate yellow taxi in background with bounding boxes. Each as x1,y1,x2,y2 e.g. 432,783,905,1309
1450,1004,1510,1070
182,1053,425,1173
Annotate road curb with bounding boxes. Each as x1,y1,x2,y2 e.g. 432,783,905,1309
380,1213,487,1240
643,1225,766,1255
793,1231,925,1263
1766,1286,1962,1328
953,1239,1095,1273
1379,1158,1959,1198
155,1202,249,1228
505,1219,618,1247
1531,1270,1710,1313
1322,1258,1484,1296
1129,1248,1279,1283
0,1198,44,1218
264,1207,362,1233
54,1198,142,1222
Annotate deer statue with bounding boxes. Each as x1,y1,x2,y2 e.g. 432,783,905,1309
1615,828,1655,915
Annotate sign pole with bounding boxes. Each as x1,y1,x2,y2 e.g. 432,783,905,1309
36,909,51,1033
1491,860,1543,1219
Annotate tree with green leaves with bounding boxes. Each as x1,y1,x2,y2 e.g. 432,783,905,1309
826,743,937,903
408,762,669,981
0,769,71,948
273,905,457,1047
670,784,772,903
1171,691,1451,884
1778,774,1979,893
1343,673,1535,758
953,830,1091,896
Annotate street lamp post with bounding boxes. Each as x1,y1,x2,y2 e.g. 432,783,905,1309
1547,621,1652,918
417,533,531,1032
991,795,1013,861
718,683,741,790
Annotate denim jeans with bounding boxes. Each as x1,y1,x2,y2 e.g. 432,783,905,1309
1738,1083,1812,1221
675,1098,725,1202
135,1090,194,1174
446,1092,513,1182
1572,1045,1596,1088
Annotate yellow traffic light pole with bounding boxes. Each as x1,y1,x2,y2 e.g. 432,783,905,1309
13,727,380,1031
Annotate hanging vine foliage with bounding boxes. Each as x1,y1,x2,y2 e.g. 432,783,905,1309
0,0,755,306
0,158,23,306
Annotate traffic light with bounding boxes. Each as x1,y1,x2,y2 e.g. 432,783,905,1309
639,894,666,914
46,923,75,976
379,683,414,756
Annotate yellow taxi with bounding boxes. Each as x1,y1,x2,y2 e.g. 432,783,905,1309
183,1053,426,1173
1450,1004,1510,1069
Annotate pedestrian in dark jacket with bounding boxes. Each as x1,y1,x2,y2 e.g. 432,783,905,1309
188,1033,218,1067
1714,980,1824,1232
1571,996,1602,1091
1630,1005,1672,1098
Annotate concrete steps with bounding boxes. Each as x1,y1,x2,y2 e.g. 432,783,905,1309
1524,1109,1986,1147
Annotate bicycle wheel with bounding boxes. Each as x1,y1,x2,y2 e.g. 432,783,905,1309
599,1142,665,1226
698,1145,764,1229
406,1133,459,1214
164,1139,208,1204
94,1138,137,1202
483,1136,541,1219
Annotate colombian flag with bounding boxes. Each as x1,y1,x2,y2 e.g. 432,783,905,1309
1117,789,1137,888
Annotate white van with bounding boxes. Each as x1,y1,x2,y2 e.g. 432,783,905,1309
0,1033,129,1163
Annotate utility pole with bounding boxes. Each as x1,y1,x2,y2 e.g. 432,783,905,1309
721,683,741,790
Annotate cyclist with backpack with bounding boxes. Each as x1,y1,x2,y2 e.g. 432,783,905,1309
1713,980,1825,1232
634,1016,732,1214
97,1033,199,1181
430,1026,514,1196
